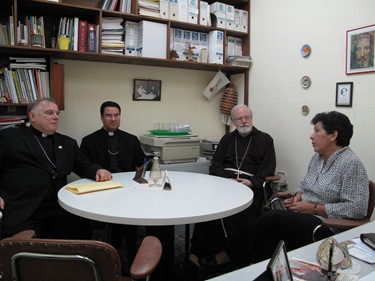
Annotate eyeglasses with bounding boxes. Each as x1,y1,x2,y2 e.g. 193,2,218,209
103,114,121,119
232,115,252,122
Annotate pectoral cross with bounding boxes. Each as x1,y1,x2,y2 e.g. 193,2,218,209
224,168,254,179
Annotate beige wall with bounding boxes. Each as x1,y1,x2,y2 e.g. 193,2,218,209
250,0,375,190
56,60,241,144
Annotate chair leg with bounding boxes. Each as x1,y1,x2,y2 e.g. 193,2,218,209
0,210,3,239
312,224,323,242
105,223,110,242
184,224,190,279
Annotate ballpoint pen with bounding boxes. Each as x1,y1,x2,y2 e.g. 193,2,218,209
327,240,334,280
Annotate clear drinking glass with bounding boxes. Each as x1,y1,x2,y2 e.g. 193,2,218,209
149,152,162,187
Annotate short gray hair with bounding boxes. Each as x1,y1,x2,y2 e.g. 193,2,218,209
27,98,56,116
231,104,252,118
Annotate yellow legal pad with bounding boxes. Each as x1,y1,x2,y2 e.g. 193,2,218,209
66,181,123,194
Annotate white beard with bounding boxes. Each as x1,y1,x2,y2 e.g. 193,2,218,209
237,125,253,135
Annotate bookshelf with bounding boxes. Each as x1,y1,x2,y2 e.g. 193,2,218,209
0,0,250,116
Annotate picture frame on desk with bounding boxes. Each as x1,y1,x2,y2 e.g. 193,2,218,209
335,82,353,107
267,240,293,281
254,240,292,281
346,24,375,75
133,79,161,101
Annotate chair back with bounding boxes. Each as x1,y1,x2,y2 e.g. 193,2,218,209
0,236,122,281
366,180,375,219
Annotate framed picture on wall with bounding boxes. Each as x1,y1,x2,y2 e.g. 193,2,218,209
133,79,161,101
346,24,375,75
336,82,353,107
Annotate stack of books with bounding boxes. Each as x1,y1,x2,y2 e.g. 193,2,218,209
101,17,125,55
0,117,25,130
226,56,252,68
2,57,50,104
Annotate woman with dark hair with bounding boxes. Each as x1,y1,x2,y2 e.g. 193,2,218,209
250,111,369,263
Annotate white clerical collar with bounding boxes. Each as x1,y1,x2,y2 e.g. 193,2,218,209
108,131,114,136
42,133,48,138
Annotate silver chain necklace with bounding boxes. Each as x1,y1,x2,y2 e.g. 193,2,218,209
107,132,119,155
235,136,252,179
34,135,57,170
107,149,119,155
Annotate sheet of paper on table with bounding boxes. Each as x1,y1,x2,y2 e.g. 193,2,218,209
347,238,375,264
359,271,375,280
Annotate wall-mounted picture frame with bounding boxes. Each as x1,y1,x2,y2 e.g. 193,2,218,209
336,82,353,107
133,79,161,101
346,24,375,75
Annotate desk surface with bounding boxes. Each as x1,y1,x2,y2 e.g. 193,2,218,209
58,171,253,226
208,220,375,280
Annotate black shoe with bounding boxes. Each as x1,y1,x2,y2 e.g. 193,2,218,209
198,256,218,268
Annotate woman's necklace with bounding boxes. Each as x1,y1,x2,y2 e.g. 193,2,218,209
235,136,252,179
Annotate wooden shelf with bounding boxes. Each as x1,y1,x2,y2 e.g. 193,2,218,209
0,45,249,73
0,0,250,115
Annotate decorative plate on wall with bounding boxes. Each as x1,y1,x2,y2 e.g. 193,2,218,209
301,105,310,115
301,76,311,89
301,44,311,57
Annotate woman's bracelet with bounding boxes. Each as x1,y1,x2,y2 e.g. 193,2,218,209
313,203,318,215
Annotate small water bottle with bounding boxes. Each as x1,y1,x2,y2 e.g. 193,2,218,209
87,25,96,52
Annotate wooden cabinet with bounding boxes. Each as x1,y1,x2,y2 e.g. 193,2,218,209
0,0,250,116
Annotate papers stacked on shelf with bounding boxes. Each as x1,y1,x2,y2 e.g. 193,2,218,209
101,17,125,55
138,0,160,18
226,55,252,68
0,117,25,130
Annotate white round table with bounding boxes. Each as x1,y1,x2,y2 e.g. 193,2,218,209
58,171,254,226
58,171,253,280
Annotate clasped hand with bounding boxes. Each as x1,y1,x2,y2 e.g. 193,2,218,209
283,192,310,213
231,178,253,187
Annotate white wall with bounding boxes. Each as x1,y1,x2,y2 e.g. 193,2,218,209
250,0,375,190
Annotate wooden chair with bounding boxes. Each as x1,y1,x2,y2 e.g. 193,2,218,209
312,180,375,241
0,230,162,281
270,181,375,242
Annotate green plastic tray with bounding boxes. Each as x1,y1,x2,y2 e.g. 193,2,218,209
149,130,189,136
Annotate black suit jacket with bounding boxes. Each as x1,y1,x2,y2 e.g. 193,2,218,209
0,125,101,228
80,128,146,172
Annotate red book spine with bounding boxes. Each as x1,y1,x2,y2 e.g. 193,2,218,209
78,20,87,52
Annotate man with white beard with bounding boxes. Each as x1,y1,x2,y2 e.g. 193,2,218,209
189,104,277,270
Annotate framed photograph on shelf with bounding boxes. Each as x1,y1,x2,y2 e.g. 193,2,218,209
133,79,161,101
346,24,375,75
336,82,353,107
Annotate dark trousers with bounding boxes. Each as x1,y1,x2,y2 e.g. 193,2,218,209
2,201,92,239
190,203,259,267
251,209,333,263
109,223,137,263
